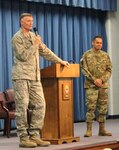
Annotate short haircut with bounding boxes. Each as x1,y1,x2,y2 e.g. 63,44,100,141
20,13,33,20
92,35,102,41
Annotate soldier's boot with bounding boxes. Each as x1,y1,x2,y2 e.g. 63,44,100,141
84,122,92,137
98,122,112,136
19,136,37,148
30,135,50,147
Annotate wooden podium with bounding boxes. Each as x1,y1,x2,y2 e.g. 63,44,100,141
40,64,80,144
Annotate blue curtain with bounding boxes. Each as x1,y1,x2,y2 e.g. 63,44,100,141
0,0,108,129
26,0,117,11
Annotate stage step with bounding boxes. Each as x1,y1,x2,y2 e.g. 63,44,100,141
61,140,119,150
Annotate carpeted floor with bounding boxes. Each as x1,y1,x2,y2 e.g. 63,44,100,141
0,119,119,150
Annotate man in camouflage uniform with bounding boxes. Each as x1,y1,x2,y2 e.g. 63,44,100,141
12,13,69,148
80,35,112,137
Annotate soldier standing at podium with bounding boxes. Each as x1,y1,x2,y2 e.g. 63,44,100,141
11,13,69,148
80,35,112,137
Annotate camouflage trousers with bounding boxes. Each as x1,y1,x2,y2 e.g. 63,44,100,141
12,79,46,137
85,88,108,123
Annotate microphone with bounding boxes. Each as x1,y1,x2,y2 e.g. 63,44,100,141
33,27,38,36
33,27,43,48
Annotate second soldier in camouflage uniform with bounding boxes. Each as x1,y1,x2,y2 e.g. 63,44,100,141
12,13,69,148
80,35,112,137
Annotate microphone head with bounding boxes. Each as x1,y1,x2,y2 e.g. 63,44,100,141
33,27,38,35
33,27,37,32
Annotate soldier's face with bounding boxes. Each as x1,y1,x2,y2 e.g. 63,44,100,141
20,16,33,31
92,38,103,51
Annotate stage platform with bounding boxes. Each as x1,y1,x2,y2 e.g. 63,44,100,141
0,119,119,150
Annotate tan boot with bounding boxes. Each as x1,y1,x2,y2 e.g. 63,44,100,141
30,135,50,147
19,136,37,148
84,122,92,137
98,122,112,136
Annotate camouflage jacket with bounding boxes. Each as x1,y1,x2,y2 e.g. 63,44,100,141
80,48,112,88
12,28,63,81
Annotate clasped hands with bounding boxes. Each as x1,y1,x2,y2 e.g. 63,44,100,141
94,79,103,87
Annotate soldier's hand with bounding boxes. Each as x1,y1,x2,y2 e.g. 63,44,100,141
94,79,103,87
61,61,70,68
34,35,42,47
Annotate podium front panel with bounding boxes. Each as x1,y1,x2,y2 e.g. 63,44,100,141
58,78,74,138
41,78,74,139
